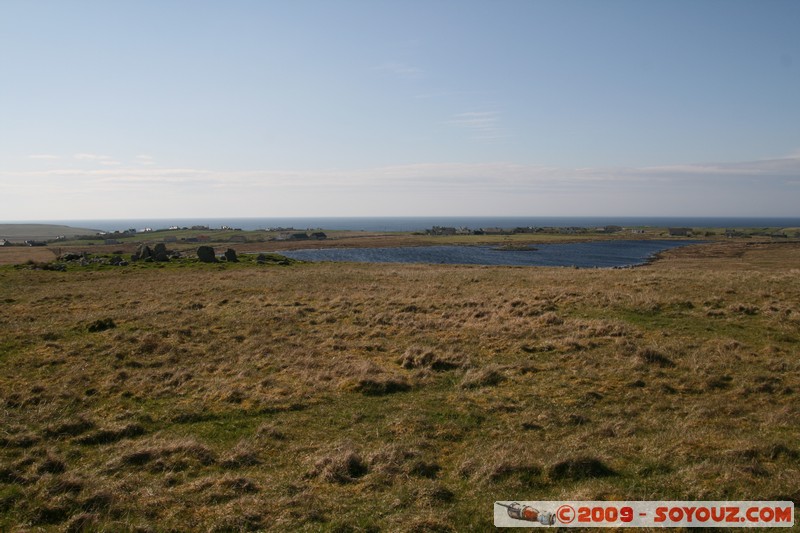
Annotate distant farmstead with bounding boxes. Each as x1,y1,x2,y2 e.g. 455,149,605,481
601,225,623,233
277,232,311,241
427,226,457,236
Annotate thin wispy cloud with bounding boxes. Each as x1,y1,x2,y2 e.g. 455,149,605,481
375,61,423,80
634,157,800,178
74,153,109,161
5,155,799,218
73,153,121,166
11,156,800,192
448,111,505,141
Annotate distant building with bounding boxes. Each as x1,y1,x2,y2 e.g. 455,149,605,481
0,239,10,246
668,228,692,237
277,232,310,240
311,232,327,240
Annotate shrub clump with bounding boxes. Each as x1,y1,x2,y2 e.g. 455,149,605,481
75,423,145,445
87,318,116,333
116,439,217,472
547,457,616,480
460,365,505,389
44,418,95,438
308,448,368,484
37,454,67,475
340,362,411,396
221,441,262,468
346,377,410,395
398,347,466,371
635,347,676,368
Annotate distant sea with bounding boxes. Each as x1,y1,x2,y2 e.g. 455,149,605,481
4,217,800,233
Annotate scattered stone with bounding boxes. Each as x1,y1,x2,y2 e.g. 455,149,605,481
197,246,217,263
223,248,238,262
254,253,295,265
132,245,153,262
153,243,170,262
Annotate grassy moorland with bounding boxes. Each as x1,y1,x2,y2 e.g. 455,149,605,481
1,240,799,531
0,225,102,243
0,230,672,266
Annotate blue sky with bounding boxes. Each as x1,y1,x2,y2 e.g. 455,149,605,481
1,0,798,219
